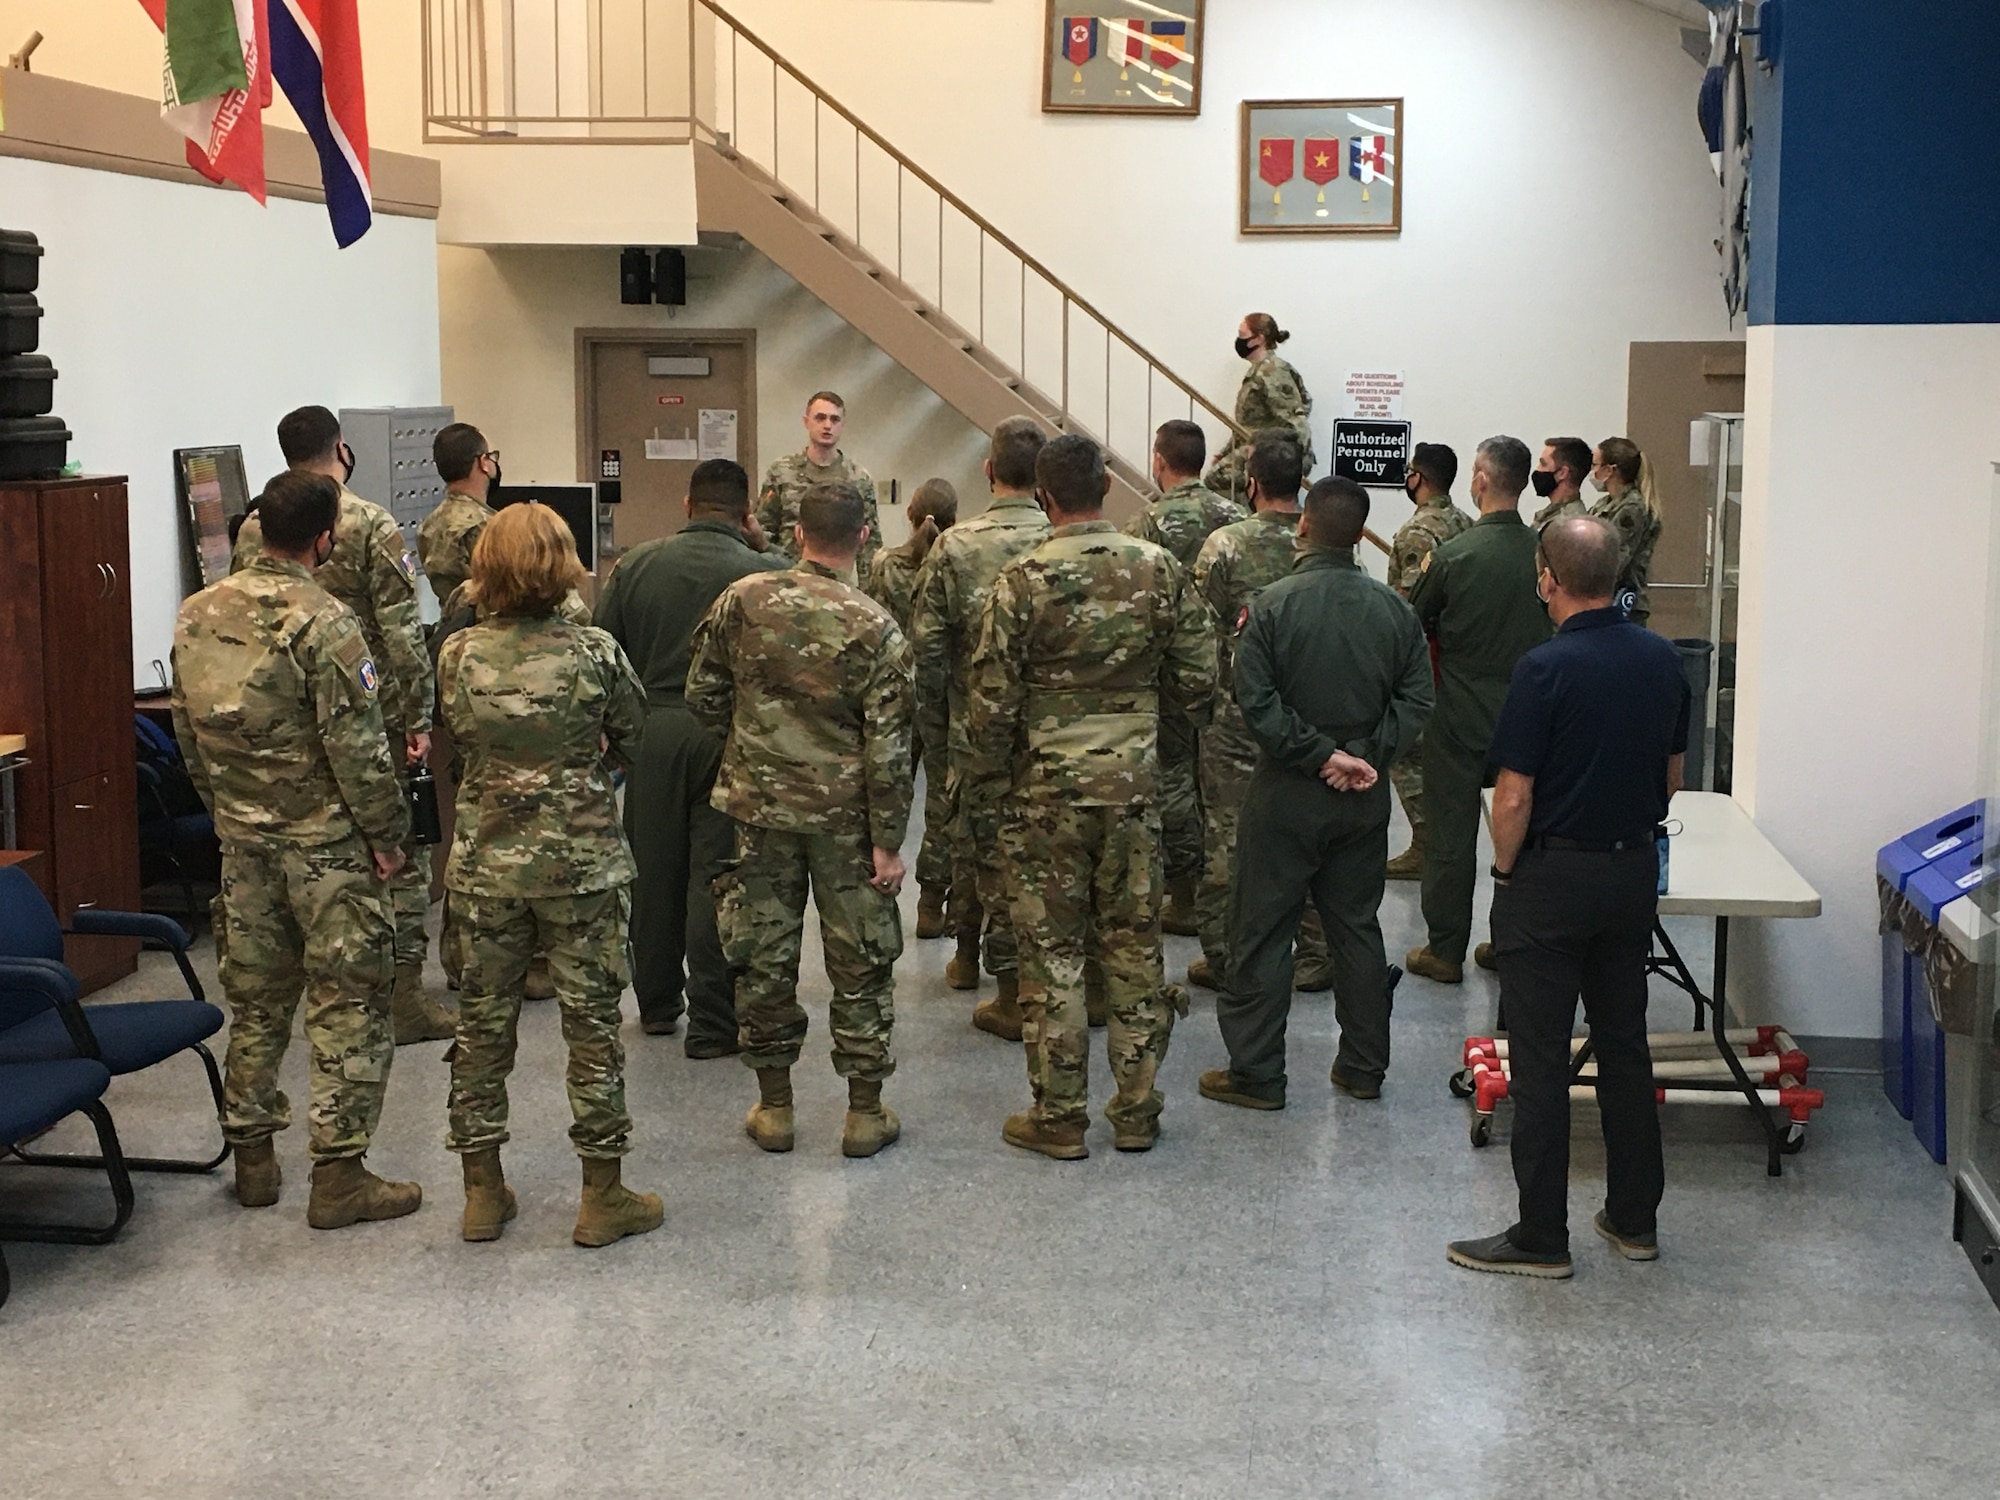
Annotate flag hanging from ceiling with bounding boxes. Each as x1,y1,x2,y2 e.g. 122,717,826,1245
271,0,374,246
140,0,269,204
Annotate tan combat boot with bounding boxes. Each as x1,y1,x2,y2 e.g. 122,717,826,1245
1473,942,1498,972
233,1137,280,1208
745,1067,796,1152
841,1078,902,1158
460,1148,517,1242
1386,826,1427,881
391,963,456,1045
1404,945,1464,985
914,884,949,940
1161,876,1200,936
945,932,982,990
972,973,1025,1042
1002,1110,1089,1161
524,954,556,1001
306,1156,423,1230
1186,957,1220,991
573,1157,664,1247
1085,963,1109,1028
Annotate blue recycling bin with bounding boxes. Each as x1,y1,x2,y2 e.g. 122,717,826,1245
1905,842,1988,1163
1878,803,1983,1119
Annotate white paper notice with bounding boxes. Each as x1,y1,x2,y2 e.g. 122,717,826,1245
645,438,698,461
698,409,739,461
1340,370,1405,420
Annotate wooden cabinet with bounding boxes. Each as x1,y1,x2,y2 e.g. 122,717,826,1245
0,477,140,992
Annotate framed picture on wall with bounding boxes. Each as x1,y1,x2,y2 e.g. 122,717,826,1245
173,444,251,588
1239,98,1404,235
1042,1,1203,116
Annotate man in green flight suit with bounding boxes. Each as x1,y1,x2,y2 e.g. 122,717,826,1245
1406,436,1553,984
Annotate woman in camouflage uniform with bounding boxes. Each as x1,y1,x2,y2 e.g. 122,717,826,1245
1589,437,1664,625
1207,312,1315,503
437,504,663,1248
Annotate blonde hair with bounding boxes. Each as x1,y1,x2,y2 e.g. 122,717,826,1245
1597,437,1659,516
470,503,588,616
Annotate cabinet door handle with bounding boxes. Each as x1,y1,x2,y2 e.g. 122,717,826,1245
74,900,98,910
73,802,94,811
94,562,109,597
106,562,118,597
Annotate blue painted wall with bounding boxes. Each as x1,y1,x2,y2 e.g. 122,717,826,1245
1749,0,2000,325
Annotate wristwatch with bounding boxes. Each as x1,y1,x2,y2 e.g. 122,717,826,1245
1490,864,1513,882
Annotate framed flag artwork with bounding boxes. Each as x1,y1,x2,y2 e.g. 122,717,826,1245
1042,0,1203,116
1239,98,1404,235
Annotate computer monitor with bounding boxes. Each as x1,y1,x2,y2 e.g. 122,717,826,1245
493,484,598,571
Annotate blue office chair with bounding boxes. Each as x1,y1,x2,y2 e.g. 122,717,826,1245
0,866,228,1174
0,1058,134,1307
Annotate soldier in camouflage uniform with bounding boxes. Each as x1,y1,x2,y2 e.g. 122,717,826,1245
233,406,451,1045
1530,436,1593,533
171,471,422,1230
1385,442,1474,880
1188,432,1333,993
688,483,915,1160
1207,314,1316,504
757,390,882,575
1588,437,1664,625
909,419,1051,1041
867,477,959,938
965,435,1217,1159
418,422,502,611
1128,420,1247,936
437,502,663,1248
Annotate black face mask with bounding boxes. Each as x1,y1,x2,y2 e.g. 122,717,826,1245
1404,476,1423,502
337,442,356,486
1530,469,1559,499
486,457,503,495
1234,336,1255,359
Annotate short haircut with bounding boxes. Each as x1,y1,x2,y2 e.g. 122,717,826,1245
1544,436,1594,484
687,458,750,518
471,502,588,615
910,477,958,527
277,405,341,467
1035,434,1107,514
1410,441,1458,493
1540,515,1621,599
1247,428,1304,497
798,482,868,550
1476,435,1532,499
1153,420,1206,477
805,390,846,414
256,470,341,550
434,422,488,484
1304,476,1370,546
989,416,1048,491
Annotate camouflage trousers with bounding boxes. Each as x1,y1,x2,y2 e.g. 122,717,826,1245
1158,707,1204,885
1198,718,1330,978
949,774,1018,978
1390,728,1427,838
1001,798,1177,1131
448,886,634,1159
913,728,953,894
717,822,901,1081
216,834,395,1162
386,857,431,971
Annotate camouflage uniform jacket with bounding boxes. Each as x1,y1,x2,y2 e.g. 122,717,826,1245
864,524,938,634
1191,507,1303,743
1388,496,1475,597
686,559,915,850
436,614,645,898
1590,488,1662,616
964,521,1217,808
416,490,496,609
1126,479,1246,566
170,557,409,853
235,485,433,738
908,495,1051,766
756,449,882,573
1235,356,1316,467
1533,494,1589,532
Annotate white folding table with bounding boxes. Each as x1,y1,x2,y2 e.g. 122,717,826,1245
1462,790,1823,1175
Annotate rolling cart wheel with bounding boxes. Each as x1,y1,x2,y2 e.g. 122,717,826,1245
1780,1122,1807,1155
1470,1115,1492,1148
1449,1068,1474,1099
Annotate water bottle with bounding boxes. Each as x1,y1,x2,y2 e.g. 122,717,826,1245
407,763,443,847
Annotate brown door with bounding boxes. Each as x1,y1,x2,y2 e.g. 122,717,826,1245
583,332,756,567
1626,342,1746,642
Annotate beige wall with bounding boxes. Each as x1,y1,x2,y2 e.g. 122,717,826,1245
438,240,990,546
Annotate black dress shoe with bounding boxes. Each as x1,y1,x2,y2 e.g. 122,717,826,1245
1446,1231,1573,1279
684,1034,743,1060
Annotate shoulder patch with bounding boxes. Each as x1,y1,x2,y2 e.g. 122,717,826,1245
330,624,366,668
399,550,417,580
359,659,379,694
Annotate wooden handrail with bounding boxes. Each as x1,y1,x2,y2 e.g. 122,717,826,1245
700,0,1243,442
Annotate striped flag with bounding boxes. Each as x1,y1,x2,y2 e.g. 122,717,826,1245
271,0,373,246
139,0,269,203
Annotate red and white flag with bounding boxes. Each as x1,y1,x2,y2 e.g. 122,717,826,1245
139,0,269,203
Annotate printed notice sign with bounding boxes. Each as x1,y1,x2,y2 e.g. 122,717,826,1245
1340,369,1405,420
645,438,698,461
1331,419,1411,488
698,408,739,461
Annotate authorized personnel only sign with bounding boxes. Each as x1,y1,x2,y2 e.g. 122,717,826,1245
1332,419,1411,487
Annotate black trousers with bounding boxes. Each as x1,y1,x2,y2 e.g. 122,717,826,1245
1491,845,1664,1254
624,704,736,1044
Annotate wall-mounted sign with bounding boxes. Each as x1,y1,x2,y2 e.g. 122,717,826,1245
657,395,686,406
1332,419,1411,488
1340,370,1404,420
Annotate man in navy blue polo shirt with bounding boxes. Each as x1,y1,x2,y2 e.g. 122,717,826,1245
1448,515,1690,1280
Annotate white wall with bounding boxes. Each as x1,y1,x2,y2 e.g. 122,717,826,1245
438,240,989,547
0,156,442,682
1733,323,2000,1038
718,0,1740,474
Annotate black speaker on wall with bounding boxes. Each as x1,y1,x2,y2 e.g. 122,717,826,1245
654,248,687,306
619,247,652,305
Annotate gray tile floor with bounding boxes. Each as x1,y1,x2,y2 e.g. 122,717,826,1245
6,803,2000,1499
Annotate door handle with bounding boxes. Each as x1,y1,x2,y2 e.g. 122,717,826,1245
94,562,109,597
73,803,94,811
74,900,98,910
105,562,118,597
